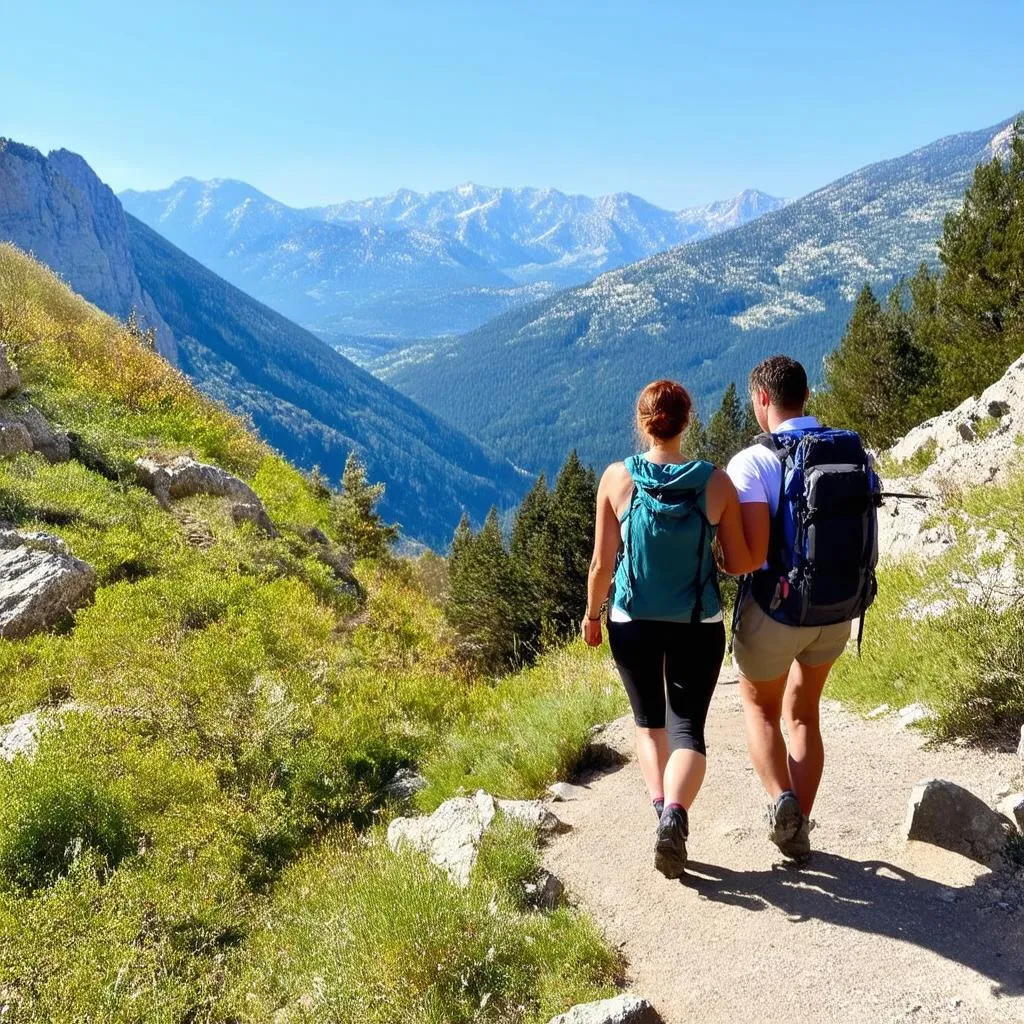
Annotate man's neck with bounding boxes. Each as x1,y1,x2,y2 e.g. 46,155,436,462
766,406,808,431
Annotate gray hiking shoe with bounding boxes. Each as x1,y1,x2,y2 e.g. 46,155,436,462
654,805,688,879
776,816,815,863
767,791,802,851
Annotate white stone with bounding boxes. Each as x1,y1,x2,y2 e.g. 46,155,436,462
135,455,262,508
546,995,662,1024
387,790,497,886
547,781,589,801
903,778,1013,863
0,538,96,639
496,798,568,836
866,704,891,719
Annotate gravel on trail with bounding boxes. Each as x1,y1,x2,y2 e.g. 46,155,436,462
543,664,1024,1024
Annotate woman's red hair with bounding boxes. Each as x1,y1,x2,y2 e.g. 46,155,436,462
636,379,692,442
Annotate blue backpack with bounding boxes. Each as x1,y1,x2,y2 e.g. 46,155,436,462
611,456,721,623
746,427,880,636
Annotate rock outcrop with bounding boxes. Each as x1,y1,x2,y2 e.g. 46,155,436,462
387,790,567,886
879,354,1024,561
0,346,71,464
0,530,96,638
135,455,277,535
546,995,662,1024
903,778,1014,864
0,139,176,361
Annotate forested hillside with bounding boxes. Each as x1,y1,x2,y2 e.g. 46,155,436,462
377,115,1020,477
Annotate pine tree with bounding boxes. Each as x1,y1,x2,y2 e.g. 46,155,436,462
681,410,709,460
445,508,531,673
544,451,597,642
329,451,399,559
703,383,750,466
935,121,1024,402
816,284,936,446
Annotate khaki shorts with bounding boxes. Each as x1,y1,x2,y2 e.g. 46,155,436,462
732,598,852,683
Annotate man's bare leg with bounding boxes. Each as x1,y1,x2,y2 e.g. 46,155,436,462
634,726,670,801
738,671,791,800
782,659,833,814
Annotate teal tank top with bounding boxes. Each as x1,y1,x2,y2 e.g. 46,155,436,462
611,456,721,623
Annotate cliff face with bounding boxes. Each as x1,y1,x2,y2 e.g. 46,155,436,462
0,140,176,361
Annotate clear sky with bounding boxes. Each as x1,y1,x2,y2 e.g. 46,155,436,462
5,1,1023,209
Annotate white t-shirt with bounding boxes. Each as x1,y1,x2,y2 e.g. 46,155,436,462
726,416,822,569
726,416,822,513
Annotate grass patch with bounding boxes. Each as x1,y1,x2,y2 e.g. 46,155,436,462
221,823,617,1024
417,643,626,809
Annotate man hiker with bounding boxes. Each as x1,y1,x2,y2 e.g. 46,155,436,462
726,355,879,862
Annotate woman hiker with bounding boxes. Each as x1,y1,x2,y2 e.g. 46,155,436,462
582,379,760,878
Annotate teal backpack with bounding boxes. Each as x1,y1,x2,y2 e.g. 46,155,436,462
611,456,720,622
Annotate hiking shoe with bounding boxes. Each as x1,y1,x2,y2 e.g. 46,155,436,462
767,791,802,851
653,798,665,820
654,805,688,879
776,817,815,864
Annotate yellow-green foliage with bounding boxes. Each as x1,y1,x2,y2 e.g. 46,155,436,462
830,465,1024,744
0,247,620,1022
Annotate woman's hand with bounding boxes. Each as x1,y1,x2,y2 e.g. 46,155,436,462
582,615,603,647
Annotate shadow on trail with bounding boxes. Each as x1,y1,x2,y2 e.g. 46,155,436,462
684,854,1024,999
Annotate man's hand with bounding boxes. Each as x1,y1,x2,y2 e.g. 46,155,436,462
582,615,603,647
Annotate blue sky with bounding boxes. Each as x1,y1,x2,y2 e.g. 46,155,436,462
5,1,1023,209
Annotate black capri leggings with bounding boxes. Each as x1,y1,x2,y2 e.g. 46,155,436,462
607,618,726,756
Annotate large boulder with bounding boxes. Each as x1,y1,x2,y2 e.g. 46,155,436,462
0,343,21,397
135,455,276,535
546,995,662,1024
387,790,567,886
903,779,1015,864
0,531,96,639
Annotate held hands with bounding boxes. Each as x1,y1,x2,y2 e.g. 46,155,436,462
581,614,603,647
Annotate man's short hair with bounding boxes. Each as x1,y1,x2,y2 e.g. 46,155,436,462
749,355,808,411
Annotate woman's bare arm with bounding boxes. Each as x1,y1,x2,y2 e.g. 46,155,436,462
583,465,626,644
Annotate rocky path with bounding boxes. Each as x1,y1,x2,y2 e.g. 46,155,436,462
543,666,1024,1024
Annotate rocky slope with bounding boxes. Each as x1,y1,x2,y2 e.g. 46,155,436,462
0,139,175,361
121,179,784,344
377,114,1021,477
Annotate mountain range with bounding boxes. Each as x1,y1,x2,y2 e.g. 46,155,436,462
0,139,525,547
120,180,785,348
374,115,1021,476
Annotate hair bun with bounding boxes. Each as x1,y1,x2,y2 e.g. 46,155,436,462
636,380,692,442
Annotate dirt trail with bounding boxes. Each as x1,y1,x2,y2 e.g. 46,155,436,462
543,665,1024,1024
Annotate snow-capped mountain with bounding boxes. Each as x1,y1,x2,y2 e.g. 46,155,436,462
374,115,1022,478
121,180,784,347
316,184,786,286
